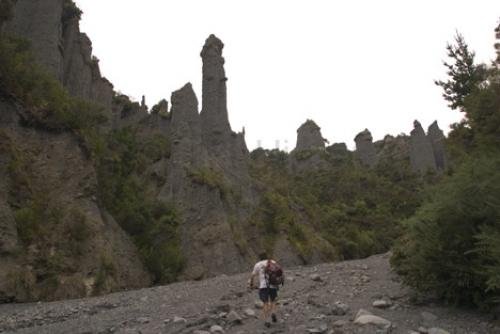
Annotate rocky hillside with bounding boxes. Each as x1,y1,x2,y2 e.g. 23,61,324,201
0,253,497,334
0,0,452,303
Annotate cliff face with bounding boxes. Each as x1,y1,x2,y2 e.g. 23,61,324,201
0,100,150,302
4,0,113,114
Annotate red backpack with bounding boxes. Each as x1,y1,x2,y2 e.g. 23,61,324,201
265,260,284,286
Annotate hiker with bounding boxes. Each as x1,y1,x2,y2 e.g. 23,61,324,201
247,252,284,327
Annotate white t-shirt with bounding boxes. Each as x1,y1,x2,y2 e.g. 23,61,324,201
252,260,278,289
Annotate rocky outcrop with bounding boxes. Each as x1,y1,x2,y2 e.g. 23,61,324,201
159,82,252,280
294,120,326,151
5,0,113,112
427,121,447,171
62,18,113,112
355,129,377,167
410,120,437,173
0,99,150,302
5,0,65,80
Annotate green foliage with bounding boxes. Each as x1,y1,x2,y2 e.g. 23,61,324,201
392,155,500,308
14,196,62,245
0,35,106,131
250,148,422,261
93,254,116,294
187,166,230,199
435,33,486,111
95,128,184,283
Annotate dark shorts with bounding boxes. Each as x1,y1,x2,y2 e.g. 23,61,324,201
259,288,278,303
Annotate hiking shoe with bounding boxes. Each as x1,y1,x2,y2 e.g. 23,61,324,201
271,313,277,323
264,321,271,328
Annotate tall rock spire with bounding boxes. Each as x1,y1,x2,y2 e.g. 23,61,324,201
427,121,448,171
410,120,437,173
200,34,231,140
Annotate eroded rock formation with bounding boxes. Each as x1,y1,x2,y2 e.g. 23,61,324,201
410,120,437,173
355,129,377,167
5,0,113,113
428,121,447,171
294,120,326,151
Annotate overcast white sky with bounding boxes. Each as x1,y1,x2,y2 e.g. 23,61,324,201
75,0,499,151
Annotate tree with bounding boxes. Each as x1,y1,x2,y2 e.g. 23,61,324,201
435,33,486,111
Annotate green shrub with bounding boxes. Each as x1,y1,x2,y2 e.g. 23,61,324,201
187,166,229,199
391,154,500,308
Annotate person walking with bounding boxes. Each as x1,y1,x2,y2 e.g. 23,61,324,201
248,252,284,328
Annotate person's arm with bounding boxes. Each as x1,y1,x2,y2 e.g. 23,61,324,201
248,263,259,289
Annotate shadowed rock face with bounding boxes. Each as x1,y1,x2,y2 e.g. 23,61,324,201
410,120,437,173
5,0,65,80
355,129,377,167
294,120,326,151
428,121,447,171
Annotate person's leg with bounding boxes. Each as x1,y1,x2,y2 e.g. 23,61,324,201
270,289,278,322
259,289,271,324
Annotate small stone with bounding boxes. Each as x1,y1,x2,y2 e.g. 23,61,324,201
173,316,187,323
332,320,348,327
254,300,264,309
372,300,392,308
193,331,211,334
421,311,438,324
331,301,349,315
227,310,242,324
418,326,428,333
243,308,256,317
210,325,224,333
310,274,323,282
136,317,151,324
428,328,450,334
354,315,391,328
355,309,372,319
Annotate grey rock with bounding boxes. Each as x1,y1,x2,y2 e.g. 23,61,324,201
200,34,232,145
210,324,225,333
355,129,378,167
243,308,256,317
410,120,437,173
173,316,187,323
226,310,242,324
331,301,350,315
294,120,326,151
310,274,323,282
428,328,450,334
427,121,448,171
354,314,391,328
135,317,150,324
420,311,438,324
372,300,392,308
5,0,65,80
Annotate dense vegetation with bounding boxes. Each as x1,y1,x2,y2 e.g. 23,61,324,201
94,127,184,284
391,27,500,309
249,146,424,261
